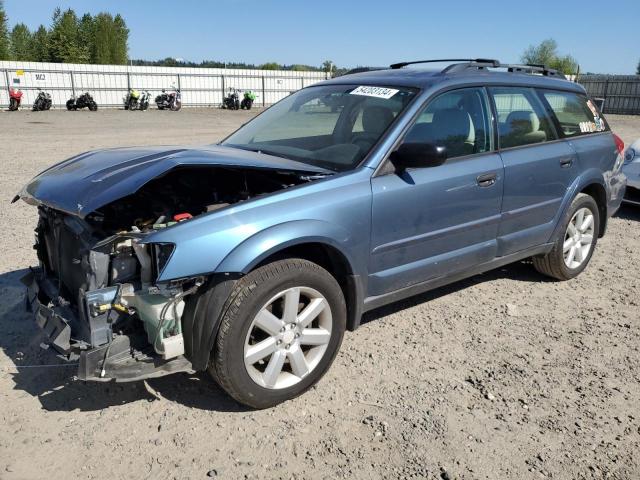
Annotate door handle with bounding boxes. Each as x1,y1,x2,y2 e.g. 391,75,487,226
476,172,497,187
560,157,573,168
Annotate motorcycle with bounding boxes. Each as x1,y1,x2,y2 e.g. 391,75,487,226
222,88,240,110
66,92,98,111
155,87,181,111
124,89,150,111
240,90,256,110
9,87,23,111
32,89,52,111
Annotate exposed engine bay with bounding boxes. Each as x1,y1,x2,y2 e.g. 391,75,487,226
85,165,314,235
24,165,319,381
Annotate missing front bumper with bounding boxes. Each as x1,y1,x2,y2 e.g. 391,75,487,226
21,268,194,382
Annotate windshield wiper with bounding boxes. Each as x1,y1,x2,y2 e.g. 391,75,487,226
226,144,294,161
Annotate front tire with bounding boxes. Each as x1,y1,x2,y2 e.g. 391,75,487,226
533,193,599,280
9,98,18,111
209,259,346,409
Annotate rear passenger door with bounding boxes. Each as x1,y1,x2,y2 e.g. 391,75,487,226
489,87,578,256
539,89,615,198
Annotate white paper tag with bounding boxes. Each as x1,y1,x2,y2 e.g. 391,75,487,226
350,86,399,99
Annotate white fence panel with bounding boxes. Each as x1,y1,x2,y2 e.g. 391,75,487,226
0,61,328,109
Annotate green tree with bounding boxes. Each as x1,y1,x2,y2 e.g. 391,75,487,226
31,25,50,62
0,1,10,60
78,13,94,62
49,8,89,63
260,62,281,70
91,12,112,64
322,60,334,75
637,59,640,75
9,22,32,60
520,38,579,75
111,14,128,64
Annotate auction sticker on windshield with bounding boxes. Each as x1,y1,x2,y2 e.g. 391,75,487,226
350,86,399,99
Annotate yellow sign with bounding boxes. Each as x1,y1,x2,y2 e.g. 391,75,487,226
16,70,24,76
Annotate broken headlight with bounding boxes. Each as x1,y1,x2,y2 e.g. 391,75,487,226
150,243,175,280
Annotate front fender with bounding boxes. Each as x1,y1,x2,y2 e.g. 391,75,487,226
216,219,356,274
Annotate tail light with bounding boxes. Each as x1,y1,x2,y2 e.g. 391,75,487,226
613,134,624,156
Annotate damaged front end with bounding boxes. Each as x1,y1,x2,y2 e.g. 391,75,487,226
23,208,200,382
19,157,324,382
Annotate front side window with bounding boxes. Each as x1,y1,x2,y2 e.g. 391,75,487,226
403,87,492,158
222,85,417,172
489,87,557,149
540,90,608,137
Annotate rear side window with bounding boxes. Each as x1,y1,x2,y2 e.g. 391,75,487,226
489,87,557,149
540,90,608,137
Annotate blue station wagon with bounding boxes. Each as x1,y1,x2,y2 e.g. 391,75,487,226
17,59,627,408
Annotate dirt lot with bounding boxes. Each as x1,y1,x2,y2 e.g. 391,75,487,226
1,109,639,480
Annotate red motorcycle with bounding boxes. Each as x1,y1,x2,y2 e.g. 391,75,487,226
9,88,23,111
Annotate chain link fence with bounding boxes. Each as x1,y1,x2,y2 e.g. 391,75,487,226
0,61,329,109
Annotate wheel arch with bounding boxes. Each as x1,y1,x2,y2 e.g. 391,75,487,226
579,182,607,237
184,223,365,372
216,221,364,332
550,173,608,242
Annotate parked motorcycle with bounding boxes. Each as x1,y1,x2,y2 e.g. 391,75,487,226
9,87,23,111
66,92,98,111
240,90,256,110
32,89,52,111
222,88,240,110
124,89,150,111
155,87,181,111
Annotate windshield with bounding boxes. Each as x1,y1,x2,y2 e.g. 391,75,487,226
222,84,417,172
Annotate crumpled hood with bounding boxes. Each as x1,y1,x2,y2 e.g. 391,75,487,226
15,144,330,217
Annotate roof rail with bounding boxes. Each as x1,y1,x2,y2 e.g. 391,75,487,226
391,58,567,80
390,58,499,69
342,66,386,76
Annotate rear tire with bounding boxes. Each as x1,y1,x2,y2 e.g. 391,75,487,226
9,98,18,111
533,193,599,280
209,259,346,409
89,102,98,111
66,99,75,111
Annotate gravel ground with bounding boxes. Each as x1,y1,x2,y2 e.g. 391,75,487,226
0,109,639,480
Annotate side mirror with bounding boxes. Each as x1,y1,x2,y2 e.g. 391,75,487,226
390,143,447,170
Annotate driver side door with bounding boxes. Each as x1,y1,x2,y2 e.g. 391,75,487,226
368,87,504,296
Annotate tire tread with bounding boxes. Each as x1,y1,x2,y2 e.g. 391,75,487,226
210,259,334,407
532,193,598,281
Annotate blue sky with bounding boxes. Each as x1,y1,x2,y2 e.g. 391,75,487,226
5,0,639,74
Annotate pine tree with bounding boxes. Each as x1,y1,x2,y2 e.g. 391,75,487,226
92,13,113,64
49,8,88,63
112,14,128,64
0,0,10,60
78,13,95,62
31,25,49,62
10,23,32,60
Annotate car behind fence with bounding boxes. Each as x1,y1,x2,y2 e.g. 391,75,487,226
0,61,328,109
579,74,640,115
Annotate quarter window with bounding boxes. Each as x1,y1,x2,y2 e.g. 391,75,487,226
489,87,557,149
541,90,608,137
403,87,492,159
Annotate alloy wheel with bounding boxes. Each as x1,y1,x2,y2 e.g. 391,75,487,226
563,207,595,269
243,286,332,390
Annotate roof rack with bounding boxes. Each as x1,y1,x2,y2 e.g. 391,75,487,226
390,58,567,79
390,58,499,69
342,66,386,76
